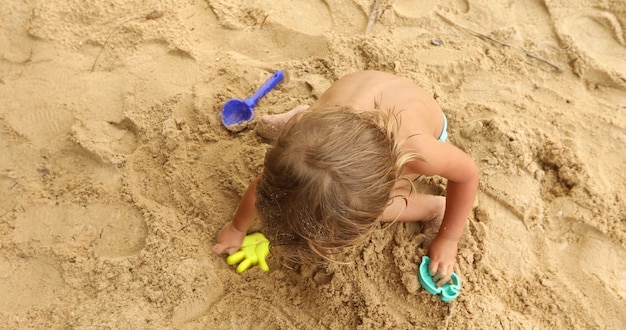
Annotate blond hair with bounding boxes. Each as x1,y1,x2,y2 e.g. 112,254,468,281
256,105,416,264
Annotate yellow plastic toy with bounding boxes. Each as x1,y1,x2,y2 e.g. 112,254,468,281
226,232,270,273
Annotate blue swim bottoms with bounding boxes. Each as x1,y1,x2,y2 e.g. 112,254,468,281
438,114,448,142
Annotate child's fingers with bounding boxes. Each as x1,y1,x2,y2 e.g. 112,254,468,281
431,262,454,287
429,259,439,276
225,246,240,255
212,243,225,254
213,243,239,255
436,274,452,288
453,263,462,278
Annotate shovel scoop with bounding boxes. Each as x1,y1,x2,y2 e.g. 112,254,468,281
221,70,284,132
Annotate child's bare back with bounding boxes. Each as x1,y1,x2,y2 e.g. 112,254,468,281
258,71,445,144
312,71,445,139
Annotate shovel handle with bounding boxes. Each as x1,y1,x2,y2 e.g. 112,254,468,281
245,70,284,108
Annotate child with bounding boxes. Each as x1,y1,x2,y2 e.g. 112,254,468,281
213,70,479,286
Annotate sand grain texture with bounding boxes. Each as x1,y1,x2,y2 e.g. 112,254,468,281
1,0,625,328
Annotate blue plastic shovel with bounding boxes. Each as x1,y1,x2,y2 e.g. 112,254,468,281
221,70,284,131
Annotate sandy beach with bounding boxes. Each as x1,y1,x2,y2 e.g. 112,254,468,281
1,0,625,328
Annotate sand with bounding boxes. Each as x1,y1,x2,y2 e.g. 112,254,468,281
1,0,625,328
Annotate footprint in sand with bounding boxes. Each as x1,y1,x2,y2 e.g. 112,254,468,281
545,197,626,300
478,190,541,278
0,255,66,313
199,291,319,329
171,259,224,328
543,197,626,326
393,0,436,17
394,0,468,18
557,10,626,88
0,127,17,212
253,0,332,35
71,120,138,166
194,1,341,63
208,0,333,34
0,175,16,217
13,204,147,258
4,100,75,148
478,192,626,327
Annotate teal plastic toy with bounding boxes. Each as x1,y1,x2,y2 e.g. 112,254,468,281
418,256,461,302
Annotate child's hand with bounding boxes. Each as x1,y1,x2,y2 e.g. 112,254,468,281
212,221,246,255
427,235,459,287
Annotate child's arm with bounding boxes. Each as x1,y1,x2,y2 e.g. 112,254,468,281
212,175,260,255
404,138,479,286
381,190,445,222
